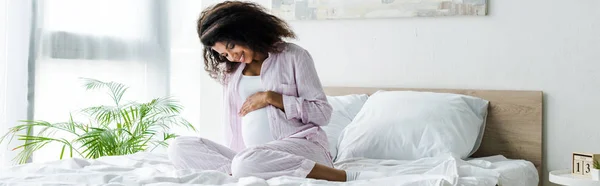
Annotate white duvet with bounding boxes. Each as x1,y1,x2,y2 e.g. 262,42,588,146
0,153,538,186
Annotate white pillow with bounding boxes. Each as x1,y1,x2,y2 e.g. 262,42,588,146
336,90,489,161
322,94,368,161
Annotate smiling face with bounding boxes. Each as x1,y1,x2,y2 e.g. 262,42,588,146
211,41,256,64
197,1,296,82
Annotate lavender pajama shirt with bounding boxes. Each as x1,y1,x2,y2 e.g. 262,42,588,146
168,43,334,179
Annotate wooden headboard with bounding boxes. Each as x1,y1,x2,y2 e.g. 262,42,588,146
324,87,544,181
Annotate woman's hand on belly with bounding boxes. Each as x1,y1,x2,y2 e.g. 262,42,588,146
239,91,285,116
239,91,270,116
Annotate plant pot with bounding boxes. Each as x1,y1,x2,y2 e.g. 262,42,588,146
592,168,600,181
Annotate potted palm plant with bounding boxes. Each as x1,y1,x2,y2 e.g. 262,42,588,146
1,78,196,164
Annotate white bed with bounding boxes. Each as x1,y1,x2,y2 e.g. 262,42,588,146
0,87,543,186
0,152,538,186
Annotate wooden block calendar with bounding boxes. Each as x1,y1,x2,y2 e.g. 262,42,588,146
572,152,600,177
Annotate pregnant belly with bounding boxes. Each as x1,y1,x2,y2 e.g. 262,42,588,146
241,108,274,147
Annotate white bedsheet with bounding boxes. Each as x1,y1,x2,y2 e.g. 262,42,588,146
0,153,538,186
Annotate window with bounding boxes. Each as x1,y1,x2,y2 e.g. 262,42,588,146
32,0,171,163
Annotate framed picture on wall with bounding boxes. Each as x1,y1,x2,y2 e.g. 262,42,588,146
271,0,488,21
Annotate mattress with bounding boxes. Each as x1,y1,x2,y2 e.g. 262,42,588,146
0,153,538,186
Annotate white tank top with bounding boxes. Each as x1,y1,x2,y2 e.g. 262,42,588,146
238,75,274,147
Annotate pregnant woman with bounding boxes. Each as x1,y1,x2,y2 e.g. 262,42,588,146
168,1,378,181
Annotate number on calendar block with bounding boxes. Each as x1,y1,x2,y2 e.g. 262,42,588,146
573,152,600,177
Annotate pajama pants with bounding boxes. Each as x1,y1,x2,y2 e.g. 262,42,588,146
167,136,333,179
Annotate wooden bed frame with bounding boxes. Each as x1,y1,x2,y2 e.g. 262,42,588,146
324,87,544,184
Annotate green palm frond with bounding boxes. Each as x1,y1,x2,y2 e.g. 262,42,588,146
148,133,178,151
81,78,106,90
12,135,82,164
81,78,128,106
77,128,121,158
12,140,51,164
1,120,81,146
81,105,123,127
146,97,184,114
1,78,197,164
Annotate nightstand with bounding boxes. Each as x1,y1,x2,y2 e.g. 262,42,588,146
549,169,600,186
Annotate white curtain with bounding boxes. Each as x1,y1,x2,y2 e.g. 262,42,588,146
1,0,8,167
0,0,33,167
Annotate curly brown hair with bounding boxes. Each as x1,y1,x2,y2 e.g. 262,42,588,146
197,1,296,84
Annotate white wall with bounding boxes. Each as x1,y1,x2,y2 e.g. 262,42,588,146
169,0,225,143
285,0,599,185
